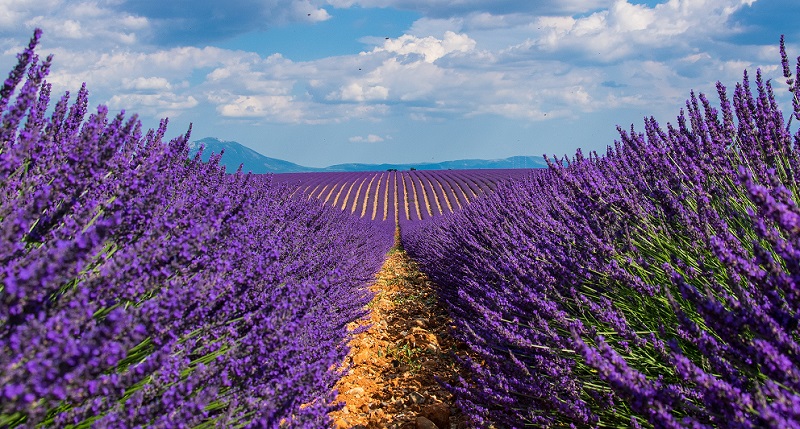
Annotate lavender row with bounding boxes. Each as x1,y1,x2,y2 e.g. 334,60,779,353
272,169,532,223
402,37,800,428
0,31,395,428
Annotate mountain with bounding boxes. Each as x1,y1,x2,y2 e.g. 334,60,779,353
188,137,321,173
324,156,547,171
189,137,548,173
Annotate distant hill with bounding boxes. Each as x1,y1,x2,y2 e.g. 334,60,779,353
324,156,547,172
189,137,548,173
188,137,321,173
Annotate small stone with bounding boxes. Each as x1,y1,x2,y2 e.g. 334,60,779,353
422,360,439,370
353,349,371,365
408,391,426,405
346,387,365,395
416,416,439,429
412,318,429,327
334,419,349,429
421,404,451,429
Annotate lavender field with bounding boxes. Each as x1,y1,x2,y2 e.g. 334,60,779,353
3,29,800,429
402,37,800,428
0,31,394,428
272,169,531,223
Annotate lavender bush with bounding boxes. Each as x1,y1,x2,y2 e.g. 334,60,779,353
402,36,800,428
0,30,394,428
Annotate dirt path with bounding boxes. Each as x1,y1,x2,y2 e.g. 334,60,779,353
330,242,466,429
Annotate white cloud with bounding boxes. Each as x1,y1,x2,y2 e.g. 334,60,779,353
122,76,172,91
528,0,755,61
2,0,150,48
39,45,239,96
0,0,776,136
23,17,83,39
402,0,758,66
327,0,611,16
298,2,331,22
370,31,476,63
0,0,60,30
215,94,303,122
328,82,389,101
608,0,655,32
349,134,385,143
107,92,198,119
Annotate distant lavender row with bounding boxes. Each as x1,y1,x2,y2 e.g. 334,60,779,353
0,31,394,428
272,169,532,223
403,38,800,427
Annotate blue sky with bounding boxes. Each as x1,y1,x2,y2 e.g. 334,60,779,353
1,0,798,167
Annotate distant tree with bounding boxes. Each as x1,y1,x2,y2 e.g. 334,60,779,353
409,167,416,171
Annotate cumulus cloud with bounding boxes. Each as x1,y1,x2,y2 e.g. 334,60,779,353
1,0,335,51
215,94,303,122
36,45,240,99
349,134,385,143
0,0,150,50
122,76,172,91
318,32,477,109
0,0,61,31
0,0,780,135
517,0,757,62
328,82,390,101
327,0,611,17
401,0,759,65
370,31,476,63
107,92,198,119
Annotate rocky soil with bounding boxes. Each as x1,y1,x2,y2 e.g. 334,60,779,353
329,245,468,429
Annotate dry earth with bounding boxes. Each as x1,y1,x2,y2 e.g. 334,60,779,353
329,244,468,429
